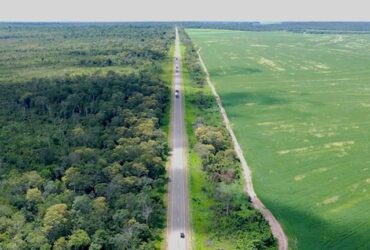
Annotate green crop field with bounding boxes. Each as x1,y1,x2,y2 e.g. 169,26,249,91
187,29,370,249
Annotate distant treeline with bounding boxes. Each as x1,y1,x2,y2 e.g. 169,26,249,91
178,22,370,34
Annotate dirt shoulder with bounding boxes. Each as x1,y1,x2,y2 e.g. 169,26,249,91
197,49,288,250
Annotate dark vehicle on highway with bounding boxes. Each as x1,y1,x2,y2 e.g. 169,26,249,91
180,232,185,238
175,90,179,98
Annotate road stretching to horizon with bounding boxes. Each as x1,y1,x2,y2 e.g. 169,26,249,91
167,27,190,250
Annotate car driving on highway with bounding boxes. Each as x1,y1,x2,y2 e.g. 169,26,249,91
175,89,179,98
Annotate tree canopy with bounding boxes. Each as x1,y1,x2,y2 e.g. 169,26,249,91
0,23,173,250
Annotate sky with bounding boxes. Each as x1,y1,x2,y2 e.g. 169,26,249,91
0,0,369,22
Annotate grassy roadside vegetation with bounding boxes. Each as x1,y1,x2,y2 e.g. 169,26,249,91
158,40,175,250
160,43,175,135
179,29,276,249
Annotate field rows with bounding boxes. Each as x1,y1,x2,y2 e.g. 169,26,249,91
188,29,370,249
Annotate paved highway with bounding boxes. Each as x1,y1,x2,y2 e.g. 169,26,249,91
167,27,190,250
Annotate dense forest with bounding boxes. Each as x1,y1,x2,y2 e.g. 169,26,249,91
180,29,276,249
0,23,173,82
179,22,370,33
0,23,173,249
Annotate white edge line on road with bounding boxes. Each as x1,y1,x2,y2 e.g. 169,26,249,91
177,29,192,250
166,26,191,250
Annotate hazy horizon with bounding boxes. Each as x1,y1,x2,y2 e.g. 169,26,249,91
1,21,370,23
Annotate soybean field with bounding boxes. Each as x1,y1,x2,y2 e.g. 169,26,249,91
187,28,370,249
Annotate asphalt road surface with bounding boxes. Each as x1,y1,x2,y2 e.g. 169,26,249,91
167,27,190,250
